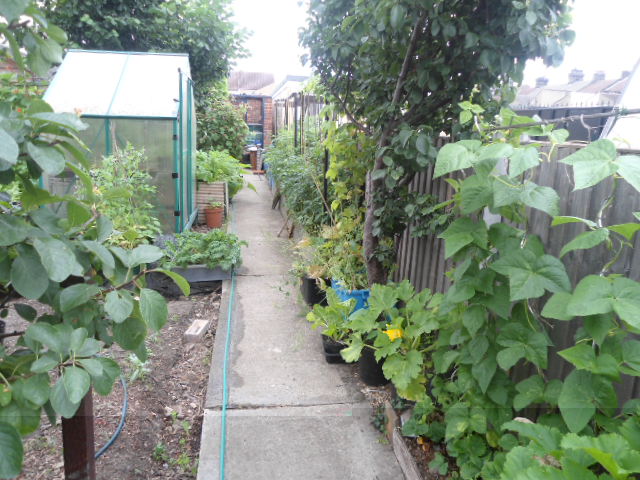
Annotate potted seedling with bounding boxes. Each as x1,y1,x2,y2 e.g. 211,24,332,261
204,200,224,228
292,238,332,307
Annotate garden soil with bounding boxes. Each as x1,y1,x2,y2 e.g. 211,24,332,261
7,289,220,479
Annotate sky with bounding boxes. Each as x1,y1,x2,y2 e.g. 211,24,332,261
230,0,640,86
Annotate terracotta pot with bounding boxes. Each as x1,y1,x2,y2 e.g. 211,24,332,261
204,206,224,228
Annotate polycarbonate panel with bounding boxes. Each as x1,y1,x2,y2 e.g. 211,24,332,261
109,54,190,118
44,52,127,116
109,119,176,232
44,50,190,118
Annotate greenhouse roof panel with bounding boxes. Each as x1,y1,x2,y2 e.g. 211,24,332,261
44,50,191,118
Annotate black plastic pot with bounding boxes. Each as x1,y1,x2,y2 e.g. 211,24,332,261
300,277,329,306
358,347,389,386
0,320,5,346
321,334,346,364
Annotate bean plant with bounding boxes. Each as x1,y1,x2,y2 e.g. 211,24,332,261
314,103,640,479
0,5,186,477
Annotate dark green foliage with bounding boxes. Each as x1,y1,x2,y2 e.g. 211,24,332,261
160,230,246,271
42,0,247,93
264,129,330,235
196,150,246,198
91,144,162,248
196,83,249,159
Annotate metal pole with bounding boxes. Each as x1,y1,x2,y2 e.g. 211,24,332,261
293,93,299,151
62,391,96,480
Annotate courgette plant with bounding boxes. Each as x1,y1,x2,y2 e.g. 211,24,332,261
0,5,187,477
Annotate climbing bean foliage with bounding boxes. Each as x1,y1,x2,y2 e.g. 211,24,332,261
315,105,640,478
301,0,574,283
0,5,186,477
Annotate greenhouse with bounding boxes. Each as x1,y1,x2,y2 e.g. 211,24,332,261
44,49,197,232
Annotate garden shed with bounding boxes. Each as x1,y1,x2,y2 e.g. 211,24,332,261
44,49,197,233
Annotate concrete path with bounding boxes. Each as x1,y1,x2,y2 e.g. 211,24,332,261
197,175,403,480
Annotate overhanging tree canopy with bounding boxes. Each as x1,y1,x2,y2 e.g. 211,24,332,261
300,0,574,284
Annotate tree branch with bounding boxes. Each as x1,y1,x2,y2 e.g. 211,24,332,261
391,12,428,107
488,108,640,132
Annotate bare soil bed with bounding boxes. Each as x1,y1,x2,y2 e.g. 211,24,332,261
8,289,220,480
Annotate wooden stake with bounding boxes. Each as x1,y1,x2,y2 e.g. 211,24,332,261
62,390,96,480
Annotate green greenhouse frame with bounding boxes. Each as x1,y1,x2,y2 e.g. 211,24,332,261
43,49,197,233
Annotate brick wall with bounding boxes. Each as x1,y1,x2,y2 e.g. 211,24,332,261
263,97,273,146
231,95,274,146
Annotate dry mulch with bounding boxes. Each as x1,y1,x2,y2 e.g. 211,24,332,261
7,289,220,480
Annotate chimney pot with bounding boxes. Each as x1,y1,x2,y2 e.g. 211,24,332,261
569,68,584,83
535,77,549,88
593,71,605,81
622,70,631,78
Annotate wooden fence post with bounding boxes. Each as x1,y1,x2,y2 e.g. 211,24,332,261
62,389,96,480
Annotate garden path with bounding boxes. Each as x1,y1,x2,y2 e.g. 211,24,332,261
197,174,403,479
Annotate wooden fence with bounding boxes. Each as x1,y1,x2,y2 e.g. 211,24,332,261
394,143,640,400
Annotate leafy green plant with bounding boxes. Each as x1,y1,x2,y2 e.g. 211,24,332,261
196,83,248,157
160,230,246,271
264,129,331,235
91,144,162,248
306,288,356,343
208,200,224,209
0,7,189,476
196,149,252,198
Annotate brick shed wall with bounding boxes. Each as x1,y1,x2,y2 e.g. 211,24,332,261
231,95,273,146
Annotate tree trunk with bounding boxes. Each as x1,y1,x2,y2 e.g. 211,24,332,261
363,170,389,286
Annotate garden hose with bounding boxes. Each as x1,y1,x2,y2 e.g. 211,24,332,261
95,374,128,459
219,200,237,480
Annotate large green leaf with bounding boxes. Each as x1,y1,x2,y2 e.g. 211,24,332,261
558,370,596,433
0,422,23,479
128,245,164,267
81,240,115,272
59,284,100,313
33,237,83,282
434,143,476,178
140,288,168,331
10,246,49,299
439,218,488,258
50,377,80,419
560,139,618,190
471,354,497,393
561,433,640,479
520,183,559,217
541,292,574,321
382,350,423,390
460,175,493,213
0,0,29,21
616,155,640,194
63,366,91,404
611,277,640,329
509,146,540,177
513,375,545,410
559,229,609,257
25,323,68,354
113,317,147,351
0,216,31,246
155,269,190,296
104,290,134,323
0,128,19,168
29,112,87,131
491,249,570,301
26,142,66,175
92,358,121,396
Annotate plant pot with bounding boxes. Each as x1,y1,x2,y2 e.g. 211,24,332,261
332,279,370,312
300,276,329,306
358,346,388,386
321,334,346,364
204,206,224,228
147,265,231,297
0,320,5,345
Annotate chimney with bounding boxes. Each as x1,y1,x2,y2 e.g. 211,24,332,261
622,70,631,78
568,68,584,83
593,71,605,81
535,77,549,88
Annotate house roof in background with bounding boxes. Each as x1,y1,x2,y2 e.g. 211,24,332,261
44,50,191,118
603,59,640,149
229,71,275,95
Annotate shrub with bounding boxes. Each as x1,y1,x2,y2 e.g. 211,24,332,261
196,149,247,198
160,230,246,271
196,83,248,159
91,144,162,248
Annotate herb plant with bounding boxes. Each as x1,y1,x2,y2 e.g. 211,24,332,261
160,230,246,271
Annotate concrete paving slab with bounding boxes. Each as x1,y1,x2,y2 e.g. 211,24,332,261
198,175,403,479
197,405,403,480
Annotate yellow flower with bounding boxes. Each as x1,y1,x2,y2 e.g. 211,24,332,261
384,327,403,341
